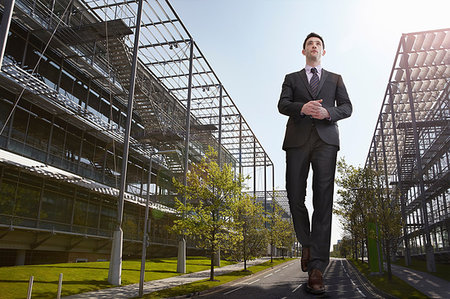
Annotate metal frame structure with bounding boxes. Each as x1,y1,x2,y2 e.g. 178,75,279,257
80,0,273,170
365,28,450,270
0,0,276,270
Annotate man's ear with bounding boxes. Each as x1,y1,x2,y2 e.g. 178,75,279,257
322,49,326,56
302,49,306,56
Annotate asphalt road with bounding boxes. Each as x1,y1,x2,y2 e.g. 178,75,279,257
198,258,383,298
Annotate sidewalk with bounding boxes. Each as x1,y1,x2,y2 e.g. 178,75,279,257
391,264,450,298
63,257,271,299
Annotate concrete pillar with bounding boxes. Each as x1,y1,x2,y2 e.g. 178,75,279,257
15,249,26,266
177,238,186,273
108,229,123,285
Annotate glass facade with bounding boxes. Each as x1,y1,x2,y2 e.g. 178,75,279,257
0,11,178,264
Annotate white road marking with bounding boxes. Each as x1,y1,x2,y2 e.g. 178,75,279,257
274,269,281,273
264,273,273,278
248,278,260,285
292,283,303,293
356,287,366,297
224,286,243,295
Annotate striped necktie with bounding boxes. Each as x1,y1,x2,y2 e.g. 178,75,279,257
310,67,319,97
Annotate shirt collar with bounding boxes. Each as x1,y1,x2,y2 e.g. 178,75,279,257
305,64,322,74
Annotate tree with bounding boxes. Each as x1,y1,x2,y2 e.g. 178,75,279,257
170,148,243,281
335,159,373,261
228,193,268,270
335,158,403,280
372,172,403,280
268,203,295,262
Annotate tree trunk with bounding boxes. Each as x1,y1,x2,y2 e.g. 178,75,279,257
270,241,273,263
243,224,247,270
210,247,215,281
361,238,365,262
386,239,392,280
210,214,216,281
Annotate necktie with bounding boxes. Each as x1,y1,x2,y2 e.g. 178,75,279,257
310,67,319,97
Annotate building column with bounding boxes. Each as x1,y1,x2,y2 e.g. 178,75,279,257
401,34,436,272
15,249,26,266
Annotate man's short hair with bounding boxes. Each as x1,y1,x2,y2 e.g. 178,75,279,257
303,32,325,49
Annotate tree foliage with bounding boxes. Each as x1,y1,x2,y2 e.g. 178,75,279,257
226,193,268,270
335,158,403,279
268,203,295,261
170,147,245,281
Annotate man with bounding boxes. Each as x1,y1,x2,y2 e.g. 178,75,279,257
278,32,352,294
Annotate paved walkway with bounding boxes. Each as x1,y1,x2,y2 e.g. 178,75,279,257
391,264,450,299
63,257,270,299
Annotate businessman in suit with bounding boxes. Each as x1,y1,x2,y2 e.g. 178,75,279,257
278,32,352,294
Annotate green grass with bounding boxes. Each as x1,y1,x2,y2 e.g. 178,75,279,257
0,256,234,299
393,256,450,282
142,258,295,299
349,258,427,299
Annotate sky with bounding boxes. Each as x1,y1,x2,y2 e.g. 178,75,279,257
169,0,450,248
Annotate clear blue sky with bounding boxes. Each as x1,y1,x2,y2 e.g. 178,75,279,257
170,0,450,248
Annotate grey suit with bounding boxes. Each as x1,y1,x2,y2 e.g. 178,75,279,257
278,68,352,273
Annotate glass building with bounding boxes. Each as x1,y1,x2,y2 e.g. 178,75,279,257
0,0,274,266
365,29,449,269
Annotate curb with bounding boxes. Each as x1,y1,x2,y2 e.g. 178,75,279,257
346,259,398,299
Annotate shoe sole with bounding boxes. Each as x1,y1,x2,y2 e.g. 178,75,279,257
305,284,325,295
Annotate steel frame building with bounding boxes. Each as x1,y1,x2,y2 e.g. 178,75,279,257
0,0,276,265
365,29,449,270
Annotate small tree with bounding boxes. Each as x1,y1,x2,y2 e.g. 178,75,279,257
228,193,268,270
268,203,294,262
373,172,403,280
335,158,403,280
170,148,243,281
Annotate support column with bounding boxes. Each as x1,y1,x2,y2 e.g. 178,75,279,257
239,115,242,176
108,0,144,285
217,84,223,166
264,154,267,216
178,39,195,274
0,0,15,67
372,135,384,274
388,83,411,265
253,138,256,197
15,249,26,266
139,154,153,297
402,35,435,272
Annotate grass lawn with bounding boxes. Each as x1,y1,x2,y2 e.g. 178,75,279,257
142,258,295,299
349,258,427,299
0,256,234,299
393,256,450,282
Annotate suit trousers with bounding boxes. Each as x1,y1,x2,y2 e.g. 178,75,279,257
285,126,338,273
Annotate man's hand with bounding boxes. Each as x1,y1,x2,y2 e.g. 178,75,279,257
301,99,330,120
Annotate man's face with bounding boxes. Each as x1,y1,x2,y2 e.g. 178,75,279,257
302,37,326,62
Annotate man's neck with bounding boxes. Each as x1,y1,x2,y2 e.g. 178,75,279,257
306,59,321,67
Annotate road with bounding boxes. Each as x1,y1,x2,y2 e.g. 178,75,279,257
199,258,383,298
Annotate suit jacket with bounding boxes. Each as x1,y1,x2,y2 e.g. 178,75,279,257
278,68,352,150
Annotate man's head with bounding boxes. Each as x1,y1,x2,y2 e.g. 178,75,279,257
303,32,324,50
302,32,326,65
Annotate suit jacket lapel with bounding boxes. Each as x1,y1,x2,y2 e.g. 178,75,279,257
318,69,328,95
297,69,314,97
